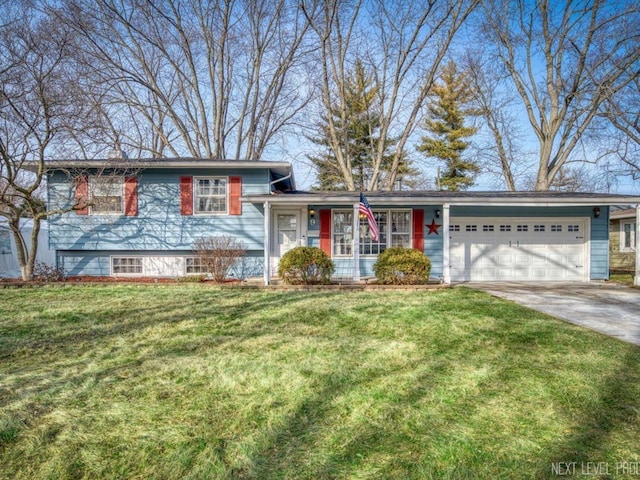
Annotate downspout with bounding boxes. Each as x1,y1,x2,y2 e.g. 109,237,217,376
269,172,292,193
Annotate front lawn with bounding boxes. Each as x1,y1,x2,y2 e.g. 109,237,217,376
1,285,639,479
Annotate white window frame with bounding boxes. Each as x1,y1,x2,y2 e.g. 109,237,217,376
332,208,413,257
194,176,228,215
185,256,208,274
111,256,143,276
90,176,124,215
332,210,353,257
621,221,637,252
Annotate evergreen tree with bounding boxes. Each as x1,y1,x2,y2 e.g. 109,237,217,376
308,60,419,191
418,61,479,191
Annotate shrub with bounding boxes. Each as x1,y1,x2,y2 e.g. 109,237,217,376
373,247,431,285
192,236,246,283
33,261,66,282
278,246,335,285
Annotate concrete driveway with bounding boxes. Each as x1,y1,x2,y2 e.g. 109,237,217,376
469,282,640,346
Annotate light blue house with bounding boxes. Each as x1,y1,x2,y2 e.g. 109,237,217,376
41,158,640,284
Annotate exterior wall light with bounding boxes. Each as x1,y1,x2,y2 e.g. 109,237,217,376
435,208,441,218
593,207,601,218
308,208,316,218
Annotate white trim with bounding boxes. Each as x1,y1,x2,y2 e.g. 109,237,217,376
110,255,144,276
620,220,637,253
89,176,124,215
264,201,270,285
193,176,229,215
449,216,590,282
353,202,360,282
635,206,640,287
442,204,450,284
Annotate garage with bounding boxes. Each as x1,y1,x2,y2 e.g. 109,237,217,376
449,217,588,282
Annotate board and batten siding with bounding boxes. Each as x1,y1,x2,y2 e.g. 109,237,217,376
450,205,609,280
58,250,265,278
48,168,270,252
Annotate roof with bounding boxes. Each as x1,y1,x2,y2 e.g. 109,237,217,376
34,157,291,171
610,207,637,219
30,157,295,191
243,190,640,206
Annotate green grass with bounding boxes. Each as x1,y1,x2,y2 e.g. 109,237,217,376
610,273,636,287
1,285,640,479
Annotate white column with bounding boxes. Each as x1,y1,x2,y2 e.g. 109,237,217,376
635,204,640,287
442,204,451,284
263,201,271,285
353,202,360,282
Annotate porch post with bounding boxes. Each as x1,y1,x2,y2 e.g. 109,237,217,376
442,203,451,284
353,201,360,282
635,204,639,287
263,201,271,286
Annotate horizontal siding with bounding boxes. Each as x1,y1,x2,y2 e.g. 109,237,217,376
609,219,636,271
48,169,270,251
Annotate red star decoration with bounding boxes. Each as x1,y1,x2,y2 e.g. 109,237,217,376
426,218,441,235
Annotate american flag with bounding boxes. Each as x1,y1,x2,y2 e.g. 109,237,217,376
359,193,379,241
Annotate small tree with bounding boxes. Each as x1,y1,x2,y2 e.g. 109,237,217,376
192,236,246,283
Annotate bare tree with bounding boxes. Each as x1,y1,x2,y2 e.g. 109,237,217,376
0,2,112,280
479,0,640,191
60,0,314,160
603,77,640,176
193,236,246,283
301,0,479,191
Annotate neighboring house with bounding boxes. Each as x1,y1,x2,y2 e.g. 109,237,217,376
0,219,55,278
610,208,637,273
39,158,640,284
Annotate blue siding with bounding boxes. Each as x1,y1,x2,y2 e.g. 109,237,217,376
48,168,270,251
451,205,609,280
318,205,443,280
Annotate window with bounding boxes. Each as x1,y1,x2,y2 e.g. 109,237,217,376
112,257,143,275
333,210,353,256
186,257,208,274
568,225,580,232
534,224,545,232
466,225,477,232
91,177,123,214
332,209,412,256
517,225,528,232
0,229,11,254
450,225,460,232
361,209,412,255
551,225,562,232
483,225,494,232
500,225,511,232
621,221,636,252
195,177,227,214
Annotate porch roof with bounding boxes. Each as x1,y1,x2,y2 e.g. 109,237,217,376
242,190,640,207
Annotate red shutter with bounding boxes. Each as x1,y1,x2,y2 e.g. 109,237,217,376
124,176,138,216
75,175,88,215
180,176,193,215
413,209,424,252
319,209,332,256
229,176,242,215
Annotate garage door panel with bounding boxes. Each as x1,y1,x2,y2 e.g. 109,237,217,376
450,218,587,281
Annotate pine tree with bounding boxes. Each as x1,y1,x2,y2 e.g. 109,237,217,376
309,60,419,191
418,61,479,191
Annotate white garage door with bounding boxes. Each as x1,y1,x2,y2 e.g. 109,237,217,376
450,218,588,281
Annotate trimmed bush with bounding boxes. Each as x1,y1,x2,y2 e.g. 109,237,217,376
278,246,335,285
373,247,431,285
